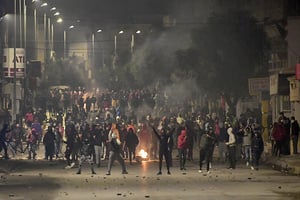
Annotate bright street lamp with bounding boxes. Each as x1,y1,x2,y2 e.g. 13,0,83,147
56,17,63,23
41,2,47,7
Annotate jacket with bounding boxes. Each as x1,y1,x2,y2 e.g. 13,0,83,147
177,130,188,149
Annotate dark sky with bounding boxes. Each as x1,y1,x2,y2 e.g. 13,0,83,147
51,0,171,25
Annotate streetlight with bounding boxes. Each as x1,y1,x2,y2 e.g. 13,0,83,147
41,2,48,63
13,0,17,122
131,30,141,53
49,10,62,61
91,29,104,69
64,25,75,59
114,30,124,68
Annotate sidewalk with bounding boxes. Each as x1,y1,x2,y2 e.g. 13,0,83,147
264,153,300,175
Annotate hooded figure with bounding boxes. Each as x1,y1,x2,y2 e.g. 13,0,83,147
76,138,96,175
125,127,139,165
0,123,10,160
251,129,264,170
198,126,216,174
177,129,188,170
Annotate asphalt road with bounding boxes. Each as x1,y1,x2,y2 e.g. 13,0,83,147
0,156,300,200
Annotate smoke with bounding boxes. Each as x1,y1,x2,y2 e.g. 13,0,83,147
125,27,205,118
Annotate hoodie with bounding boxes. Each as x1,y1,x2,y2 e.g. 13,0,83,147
177,130,188,149
226,127,236,146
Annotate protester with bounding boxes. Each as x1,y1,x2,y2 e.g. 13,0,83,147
27,128,38,160
226,127,236,169
43,126,56,161
0,123,10,160
125,127,139,165
76,138,96,175
198,126,216,174
152,126,173,175
291,116,299,154
251,129,264,170
106,132,128,175
177,129,188,170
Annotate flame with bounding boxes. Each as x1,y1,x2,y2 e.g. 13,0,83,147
138,149,148,159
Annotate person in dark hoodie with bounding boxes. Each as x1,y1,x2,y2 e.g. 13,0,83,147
0,123,10,160
76,138,96,175
198,126,216,174
250,128,264,170
125,127,139,165
152,126,174,175
43,126,56,161
291,116,299,154
177,129,188,170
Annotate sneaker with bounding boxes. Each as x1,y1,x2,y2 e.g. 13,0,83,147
76,171,81,175
198,170,202,173
167,171,171,175
92,171,96,175
157,171,162,175
207,171,211,174
106,172,111,175
122,171,128,174
65,165,71,169
70,162,75,168
251,166,255,170
246,161,249,166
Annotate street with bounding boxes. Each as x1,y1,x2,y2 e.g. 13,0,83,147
1,155,300,200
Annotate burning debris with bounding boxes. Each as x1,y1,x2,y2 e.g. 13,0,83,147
136,149,149,163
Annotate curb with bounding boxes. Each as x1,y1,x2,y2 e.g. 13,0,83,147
264,154,300,176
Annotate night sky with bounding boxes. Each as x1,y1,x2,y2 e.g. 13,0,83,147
50,0,171,25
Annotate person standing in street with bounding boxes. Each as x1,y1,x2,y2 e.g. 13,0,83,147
250,129,264,170
291,116,299,154
43,126,56,161
92,124,104,167
243,126,253,166
125,127,139,165
198,126,216,174
27,128,38,160
0,123,10,160
106,132,128,175
76,138,96,175
152,126,173,175
177,129,188,170
226,126,236,169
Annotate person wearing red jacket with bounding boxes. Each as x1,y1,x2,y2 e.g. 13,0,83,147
271,121,286,157
177,129,188,170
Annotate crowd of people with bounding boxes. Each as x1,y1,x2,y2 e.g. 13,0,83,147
0,87,299,176
271,112,299,157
